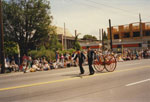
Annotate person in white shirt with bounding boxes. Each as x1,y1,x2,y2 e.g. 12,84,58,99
43,61,50,71
32,61,41,71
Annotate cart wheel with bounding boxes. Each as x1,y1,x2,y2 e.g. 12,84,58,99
93,57,104,72
105,54,117,72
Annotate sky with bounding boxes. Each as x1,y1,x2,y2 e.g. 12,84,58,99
50,0,150,39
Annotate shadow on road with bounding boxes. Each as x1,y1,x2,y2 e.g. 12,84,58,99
61,71,108,78
62,74,80,78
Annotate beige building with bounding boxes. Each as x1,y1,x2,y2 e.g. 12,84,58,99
56,27,75,49
56,27,102,50
107,22,150,52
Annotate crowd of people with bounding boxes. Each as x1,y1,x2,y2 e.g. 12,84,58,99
115,48,150,62
3,53,78,73
1,48,150,73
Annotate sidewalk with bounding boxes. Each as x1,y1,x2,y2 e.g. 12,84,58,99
0,71,24,77
0,66,78,77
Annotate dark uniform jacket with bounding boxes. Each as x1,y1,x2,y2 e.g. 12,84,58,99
74,52,86,64
87,50,95,64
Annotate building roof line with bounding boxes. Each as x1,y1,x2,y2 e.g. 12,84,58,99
111,22,150,28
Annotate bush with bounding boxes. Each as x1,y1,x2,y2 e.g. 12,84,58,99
58,49,76,55
28,49,55,61
68,48,76,54
74,42,81,50
29,47,76,61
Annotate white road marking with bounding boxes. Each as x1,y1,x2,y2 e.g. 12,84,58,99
126,78,150,86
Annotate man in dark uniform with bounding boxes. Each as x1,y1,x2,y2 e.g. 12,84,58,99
87,46,95,75
74,49,86,74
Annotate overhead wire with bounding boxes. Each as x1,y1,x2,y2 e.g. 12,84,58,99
84,0,139,17
85,0,150,22
64,0,103,10
63,0,150,29
65,0,138,19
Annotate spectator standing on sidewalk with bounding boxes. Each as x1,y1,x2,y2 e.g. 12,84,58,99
60,53,65,68
55,51,60,68
22,54,28,62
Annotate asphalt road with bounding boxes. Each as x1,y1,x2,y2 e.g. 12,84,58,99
0,59,150,102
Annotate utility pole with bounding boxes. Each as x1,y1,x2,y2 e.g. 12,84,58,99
75,29,77,37
62,23,64,50
62,31,64,50
0,0,5,73
99,29,101,51
139,13,143,48
99,29,101,42
102,29,104,53
64,23,67,50
109,19,113,51
74,30,77,50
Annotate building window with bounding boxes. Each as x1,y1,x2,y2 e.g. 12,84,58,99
114,34,119,39
145,30,150,36
133,32,140,37
123,32,130,38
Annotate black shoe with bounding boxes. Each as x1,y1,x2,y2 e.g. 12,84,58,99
89,72,94,75
79,72,84,75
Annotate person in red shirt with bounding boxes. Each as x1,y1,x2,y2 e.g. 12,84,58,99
22,54,28,62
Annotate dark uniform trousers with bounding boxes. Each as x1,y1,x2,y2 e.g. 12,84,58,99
88,50,95,74
79,62,84,74
74,52,85,74
88,59,94,74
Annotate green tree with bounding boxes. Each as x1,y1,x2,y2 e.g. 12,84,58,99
73,33,81,50
103,31,108,41
82,34,97,40
4,41,19,56
49,27,62,52
102,31,109,50
3,0,53,57
36,26,62,52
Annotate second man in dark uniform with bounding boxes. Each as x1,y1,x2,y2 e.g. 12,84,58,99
87,47,95,75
